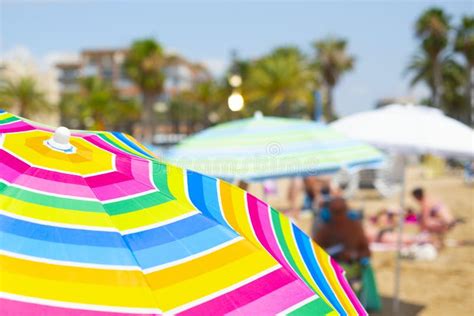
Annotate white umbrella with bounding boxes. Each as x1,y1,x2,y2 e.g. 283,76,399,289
330,104,474,159
331,104,474,313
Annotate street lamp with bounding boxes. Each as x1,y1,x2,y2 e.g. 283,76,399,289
227,74,244,112
228,74,242,88
228,91,244,112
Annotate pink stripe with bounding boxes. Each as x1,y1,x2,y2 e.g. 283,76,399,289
246,194,300,279
9,173,97,198
0,154,96,198
0,150,30,174
130,160,153,188
330,258,367,315
178,267,309,316
0,149,85,185
91,180,154,200
24,167,85,185
0,121,34,133
227,279,315,315
0,298,158,316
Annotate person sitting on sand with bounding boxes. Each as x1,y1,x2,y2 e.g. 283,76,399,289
412,187,457,234
365,207,430,246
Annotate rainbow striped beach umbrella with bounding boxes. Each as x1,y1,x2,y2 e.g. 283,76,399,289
0,110,366,315
166,113,384,182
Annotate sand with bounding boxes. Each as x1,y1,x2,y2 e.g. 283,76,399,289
248,166,474,316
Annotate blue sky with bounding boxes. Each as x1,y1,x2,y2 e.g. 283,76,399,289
1,0,472,115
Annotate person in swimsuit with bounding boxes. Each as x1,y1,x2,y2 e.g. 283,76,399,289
412,187,456,235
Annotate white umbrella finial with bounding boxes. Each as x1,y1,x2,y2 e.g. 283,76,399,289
254,111,263,119
45,126,75,153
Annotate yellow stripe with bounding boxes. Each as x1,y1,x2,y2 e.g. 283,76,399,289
111,200,196,231
0,112,14,120
312,243,356,315
219,181,260,246
0,195,113,228
166,165,195,210
0,254,146,287
0,257,157,308
146,239,278,311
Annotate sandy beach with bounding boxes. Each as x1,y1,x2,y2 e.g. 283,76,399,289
249,166,474,315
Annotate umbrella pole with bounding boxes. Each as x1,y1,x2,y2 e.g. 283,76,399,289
392,159,407,314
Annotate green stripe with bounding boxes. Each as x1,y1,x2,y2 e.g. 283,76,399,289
103,162,175,215
98,134,136,156
0,116,20,124
103,190,170,215
172,147,381,175
180,130,342,148
271,210,310,288
0,182,103,212
288,297,334,315
152,161,173,198
271,210,335,315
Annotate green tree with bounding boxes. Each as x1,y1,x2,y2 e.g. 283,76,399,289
454,16,474,125
407,52,468,121
312,37,354,121
60,77,139,133
245,46,314,116
0,76,50,118
124,39,167,142
414,7,451,108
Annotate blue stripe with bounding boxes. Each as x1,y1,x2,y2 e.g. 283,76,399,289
0,109,5,114
293,225,345,315
112,132,152,157
186,171,229,228
133,226,238,269
0,231,137,266
124,214,218,250
0,214,126,248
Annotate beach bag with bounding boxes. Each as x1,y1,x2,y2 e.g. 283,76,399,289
359,264,382,312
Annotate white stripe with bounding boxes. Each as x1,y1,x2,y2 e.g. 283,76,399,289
166,264,281,314
0,209,119,232
276,295,319,315
0,292,162,314
148,160,159,190
121,210,200,235
143,236,243,274
0,249,141,271
0,133,5,147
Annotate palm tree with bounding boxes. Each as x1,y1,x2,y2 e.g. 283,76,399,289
454,16,474,126
124,39,167,142
0,76,50,118
60,76,139,132
313,37,354,121
245,46,314,116
415,8,451,108
407,52,468,121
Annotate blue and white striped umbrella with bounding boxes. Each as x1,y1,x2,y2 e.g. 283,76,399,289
166,114,384,181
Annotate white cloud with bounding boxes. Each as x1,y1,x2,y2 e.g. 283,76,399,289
0,46,67,104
